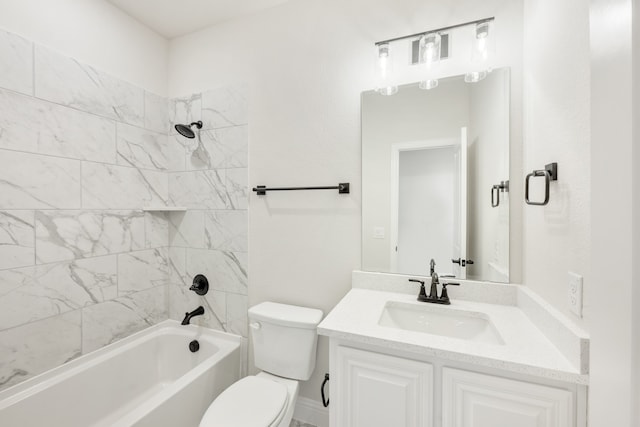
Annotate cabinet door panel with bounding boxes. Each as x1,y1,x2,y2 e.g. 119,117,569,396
336,346,433,427
443,368,573,427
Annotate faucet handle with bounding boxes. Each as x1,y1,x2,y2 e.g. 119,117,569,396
409,279,428,300
439,281,460,304
190,274,209,295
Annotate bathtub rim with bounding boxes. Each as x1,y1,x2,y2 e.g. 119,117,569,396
0,320,242,411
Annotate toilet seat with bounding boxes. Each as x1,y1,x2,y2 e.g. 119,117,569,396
200,376,289,427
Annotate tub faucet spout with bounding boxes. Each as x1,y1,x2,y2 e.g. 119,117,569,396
181,306,205,325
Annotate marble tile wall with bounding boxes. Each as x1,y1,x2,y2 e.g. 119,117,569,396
0,27,249,392
167,85,249,341
0,29,173,391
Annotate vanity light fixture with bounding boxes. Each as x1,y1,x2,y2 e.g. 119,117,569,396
419,32,441,90
374,17,495,94
375,43,398,96
465,21,492,83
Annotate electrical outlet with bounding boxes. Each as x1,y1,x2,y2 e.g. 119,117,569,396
568,272,583,317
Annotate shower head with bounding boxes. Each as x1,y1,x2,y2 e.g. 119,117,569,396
175,121,203,139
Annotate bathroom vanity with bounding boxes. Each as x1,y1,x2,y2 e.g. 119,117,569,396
318,271,589,427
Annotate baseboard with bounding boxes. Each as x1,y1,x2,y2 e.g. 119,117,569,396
293,396,329,427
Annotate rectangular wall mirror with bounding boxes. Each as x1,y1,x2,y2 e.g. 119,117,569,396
362,67,510,282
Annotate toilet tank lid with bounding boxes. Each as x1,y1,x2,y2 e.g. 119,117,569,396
249,302,323,329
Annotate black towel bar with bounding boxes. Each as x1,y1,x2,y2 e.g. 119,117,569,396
252,183,350,195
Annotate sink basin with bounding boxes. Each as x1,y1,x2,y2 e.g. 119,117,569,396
378,301,505,345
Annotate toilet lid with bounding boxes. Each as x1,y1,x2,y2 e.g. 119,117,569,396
200,376,288,427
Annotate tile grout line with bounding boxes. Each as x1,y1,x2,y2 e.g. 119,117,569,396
79,160,83,208
0,285,168,335
0,145,248,173
1,83,168,135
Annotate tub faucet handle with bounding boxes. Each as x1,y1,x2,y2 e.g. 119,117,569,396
190,274,209,295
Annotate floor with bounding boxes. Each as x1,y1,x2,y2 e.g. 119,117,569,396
289,420,316,427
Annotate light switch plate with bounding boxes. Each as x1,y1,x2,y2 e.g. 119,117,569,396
568,272,583,317
373,227,385,239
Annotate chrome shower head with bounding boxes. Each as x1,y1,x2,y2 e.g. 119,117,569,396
174,121,203,139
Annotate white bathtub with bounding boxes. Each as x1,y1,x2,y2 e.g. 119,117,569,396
0,320,242,427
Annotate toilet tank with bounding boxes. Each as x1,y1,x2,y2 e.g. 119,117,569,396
248,302,323,381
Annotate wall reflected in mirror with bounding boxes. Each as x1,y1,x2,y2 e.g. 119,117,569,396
362,68,510,282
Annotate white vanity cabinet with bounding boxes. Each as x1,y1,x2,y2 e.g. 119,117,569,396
333,345,434,427
330,342,582,427
442,368,573,427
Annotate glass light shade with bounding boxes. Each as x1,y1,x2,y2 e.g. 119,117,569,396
465,21,492,83
464,70,488,83
419,33,440,90
375,43,398,95
419,79,439,90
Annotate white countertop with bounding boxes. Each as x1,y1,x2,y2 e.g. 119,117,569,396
318,288,588,384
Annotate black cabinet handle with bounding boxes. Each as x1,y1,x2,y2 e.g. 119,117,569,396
321,373,330,407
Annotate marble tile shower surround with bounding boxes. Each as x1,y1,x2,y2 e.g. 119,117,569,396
167,85,249,340
0,28,249,391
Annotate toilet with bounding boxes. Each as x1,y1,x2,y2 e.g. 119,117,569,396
200,302,323,427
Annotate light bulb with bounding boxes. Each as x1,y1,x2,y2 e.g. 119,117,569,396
421,33,441,65
419,33,440,90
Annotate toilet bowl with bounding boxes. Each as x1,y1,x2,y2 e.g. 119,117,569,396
199,373,298,427
199,302,323,427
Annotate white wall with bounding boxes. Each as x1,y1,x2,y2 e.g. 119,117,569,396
524,0,640,423
168,0,523,402
589,0,638,424
522,0,590,329
0,0,168,95
633,0,640,420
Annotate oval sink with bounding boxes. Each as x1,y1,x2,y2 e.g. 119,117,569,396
378,301,505,345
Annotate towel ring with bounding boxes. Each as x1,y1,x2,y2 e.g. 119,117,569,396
525,163,558,206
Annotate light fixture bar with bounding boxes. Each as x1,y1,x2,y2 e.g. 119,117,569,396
374,17,495,46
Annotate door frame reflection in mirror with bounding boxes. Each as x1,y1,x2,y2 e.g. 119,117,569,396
389,131,467,279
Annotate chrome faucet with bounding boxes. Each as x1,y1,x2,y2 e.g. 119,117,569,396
409,269,460,305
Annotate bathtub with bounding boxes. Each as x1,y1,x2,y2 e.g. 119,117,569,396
0,320,242,427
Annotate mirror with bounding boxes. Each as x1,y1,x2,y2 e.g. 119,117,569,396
362,68,510,282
